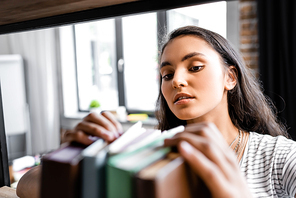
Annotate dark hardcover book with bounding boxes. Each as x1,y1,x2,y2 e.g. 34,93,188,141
40,142,87,198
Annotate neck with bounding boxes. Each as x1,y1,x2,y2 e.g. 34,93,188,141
187,115,238,145
186,95,239,145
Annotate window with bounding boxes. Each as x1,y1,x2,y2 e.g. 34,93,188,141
122,13,158,111
75,19,118,111
60,1,231,116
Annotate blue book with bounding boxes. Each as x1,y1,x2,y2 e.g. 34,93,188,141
81,139,108,198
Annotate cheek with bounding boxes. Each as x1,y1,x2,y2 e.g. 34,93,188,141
161,82,171,101
192,71,225,98
161,82,176,110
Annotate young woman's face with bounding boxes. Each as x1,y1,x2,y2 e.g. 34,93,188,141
160,35,232,123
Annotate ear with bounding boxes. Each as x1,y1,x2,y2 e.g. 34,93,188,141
224,66,237,91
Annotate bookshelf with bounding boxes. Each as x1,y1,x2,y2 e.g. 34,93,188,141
0,0,221,35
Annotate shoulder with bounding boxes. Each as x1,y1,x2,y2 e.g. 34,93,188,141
243,132,296,196
248,132,296,152
247,132,296,164
244,132,296,167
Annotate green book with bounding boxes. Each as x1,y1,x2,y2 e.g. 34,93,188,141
107,146,171,198
107,124,185,198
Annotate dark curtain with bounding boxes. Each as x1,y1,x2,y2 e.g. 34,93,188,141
257,0,296,140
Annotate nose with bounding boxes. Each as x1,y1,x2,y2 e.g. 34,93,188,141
172,69,188,89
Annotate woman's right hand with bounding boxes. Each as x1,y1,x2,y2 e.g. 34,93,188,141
62,111,123,145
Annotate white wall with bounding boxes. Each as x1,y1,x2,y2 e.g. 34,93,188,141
0,55,27,135
0,35,11,54
0,29,61,155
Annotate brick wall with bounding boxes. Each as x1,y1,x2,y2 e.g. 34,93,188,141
239,0,258,74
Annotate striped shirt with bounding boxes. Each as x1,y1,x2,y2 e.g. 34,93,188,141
239,132,296,197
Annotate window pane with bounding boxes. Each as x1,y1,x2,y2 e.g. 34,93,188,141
122,13,159,111
75,19,118,111
167,1,227,38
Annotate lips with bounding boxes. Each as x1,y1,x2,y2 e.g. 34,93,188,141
173,93,195,104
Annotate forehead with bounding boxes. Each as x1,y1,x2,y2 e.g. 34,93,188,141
161,35,220,61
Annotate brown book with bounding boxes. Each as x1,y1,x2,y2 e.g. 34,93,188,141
135,153,211,198
40,142,87,198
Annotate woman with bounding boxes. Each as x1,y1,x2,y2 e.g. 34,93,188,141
17,26,296,198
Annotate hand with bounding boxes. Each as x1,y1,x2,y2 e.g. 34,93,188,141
164,122,252,198
62,111,123,145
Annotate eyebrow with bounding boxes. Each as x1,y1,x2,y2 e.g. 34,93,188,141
160,52,206,68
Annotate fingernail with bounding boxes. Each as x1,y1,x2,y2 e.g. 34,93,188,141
180,141,193,154
102,132,114,141
108,133,115,140
88,136,99,142
114,132,119,138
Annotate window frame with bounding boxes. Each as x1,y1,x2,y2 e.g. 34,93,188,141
73,11,166,115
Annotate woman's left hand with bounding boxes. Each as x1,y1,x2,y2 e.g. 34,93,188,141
164,122,252,198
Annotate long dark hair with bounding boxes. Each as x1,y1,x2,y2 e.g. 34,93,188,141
155,26,288,137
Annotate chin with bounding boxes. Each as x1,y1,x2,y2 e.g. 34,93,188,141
172,108,204,122
174,112,198,121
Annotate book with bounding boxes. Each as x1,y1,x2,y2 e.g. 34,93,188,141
40,122,186,198
81,121,154,198
107,145,171,198
40,142,87,198
106,124,185,198
136,153,211,198
108,122,184,155
81,139,108,198
108,121,145,154
135,153,191,198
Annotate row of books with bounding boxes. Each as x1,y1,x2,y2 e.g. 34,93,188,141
40,122,210,198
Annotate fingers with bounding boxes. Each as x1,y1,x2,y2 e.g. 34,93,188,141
179,122,227,150
164,122,239,181
83,112,122,139
101,111,123,134
165,122,231,154
178,141,230,197
75,121,116,142
166,132,236,178
63,130,95,145
166,123,251,197
62,111,123,145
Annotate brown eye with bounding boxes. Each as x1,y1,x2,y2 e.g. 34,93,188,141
189,66,204,72
162,73,173,81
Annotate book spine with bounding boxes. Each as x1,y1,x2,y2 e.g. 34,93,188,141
107,147,170,198
82,149,107,198
107,165,132,198
82,156,97,198
40,159,82,198
135,177,156,198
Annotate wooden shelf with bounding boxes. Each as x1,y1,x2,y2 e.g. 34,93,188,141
0,0,220,35
0,0,138,26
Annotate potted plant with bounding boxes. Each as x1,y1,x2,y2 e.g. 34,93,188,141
89,99,101,113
